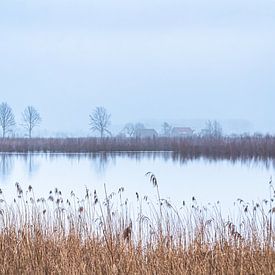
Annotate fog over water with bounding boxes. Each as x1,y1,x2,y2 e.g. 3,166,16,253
0,0,274,135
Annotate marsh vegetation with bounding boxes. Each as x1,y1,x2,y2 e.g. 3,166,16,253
0,135,274,159
0,175,274,274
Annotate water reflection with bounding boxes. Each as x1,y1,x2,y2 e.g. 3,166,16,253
21,154,40,176
0,154,14,180
89,153,115,176
172,153,275,171
0,152,274,179
0,152,274,212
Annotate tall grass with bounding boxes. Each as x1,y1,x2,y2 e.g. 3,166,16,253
0,135,275,159
0,178,275,274
0,176,274,274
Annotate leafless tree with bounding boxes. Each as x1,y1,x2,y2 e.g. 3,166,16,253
22,106,42,138
89,107,111,137
162,122,172,136
0,102,16,138
123,123,135,137
121,122,146,137
203,120,223,138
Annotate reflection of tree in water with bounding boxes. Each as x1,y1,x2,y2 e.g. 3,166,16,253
90,153,114,176
0,154,14,180
89,152,174,176
21,154,40,176
172,152,275,170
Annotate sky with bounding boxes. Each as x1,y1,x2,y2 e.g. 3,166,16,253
0,0,274,135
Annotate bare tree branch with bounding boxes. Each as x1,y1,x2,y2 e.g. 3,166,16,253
89,107,111,137
22,106,42,138
162,122,172,136
0,102,16,138
122,123,135,137
203,120,223,138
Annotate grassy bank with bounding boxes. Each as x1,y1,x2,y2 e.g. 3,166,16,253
0,175,274,274
0,135,274,159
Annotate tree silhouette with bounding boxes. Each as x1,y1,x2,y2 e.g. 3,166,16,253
0,102,15,138
22,106,42,138
89,107,111,137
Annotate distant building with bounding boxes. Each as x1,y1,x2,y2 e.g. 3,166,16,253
136,129,158,138
171,127,194,137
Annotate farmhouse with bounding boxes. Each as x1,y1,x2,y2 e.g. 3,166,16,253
136,129,158,138
171,127,194,137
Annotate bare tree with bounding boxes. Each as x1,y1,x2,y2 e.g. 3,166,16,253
203,120,223,138
212,120,223,138
121,122,146,137
123,123,135,137
0,102,15,138
22,106,42,138
89,107,111,137
162,122,172,136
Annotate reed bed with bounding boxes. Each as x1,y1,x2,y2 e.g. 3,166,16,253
0,135,275,159
0,175,275,274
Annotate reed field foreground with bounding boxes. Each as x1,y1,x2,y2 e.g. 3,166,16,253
0,135,275,159
0,174,275,274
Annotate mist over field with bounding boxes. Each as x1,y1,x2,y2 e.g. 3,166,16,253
0,0,274,135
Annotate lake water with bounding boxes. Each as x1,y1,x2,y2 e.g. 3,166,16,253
0,153,274,212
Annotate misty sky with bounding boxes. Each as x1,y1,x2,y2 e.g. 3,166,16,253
0,0,274,135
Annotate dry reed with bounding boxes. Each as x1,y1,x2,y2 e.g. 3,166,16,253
0,135,274,159
0,177,274,274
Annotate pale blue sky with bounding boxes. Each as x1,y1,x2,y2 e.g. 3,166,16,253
0,0,274,135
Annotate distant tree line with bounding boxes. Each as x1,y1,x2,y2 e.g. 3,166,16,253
0,103,257,143
0,103,273,159
0,103,113,139
0,103,41,138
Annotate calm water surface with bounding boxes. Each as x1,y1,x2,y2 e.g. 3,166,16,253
0,153,273,211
